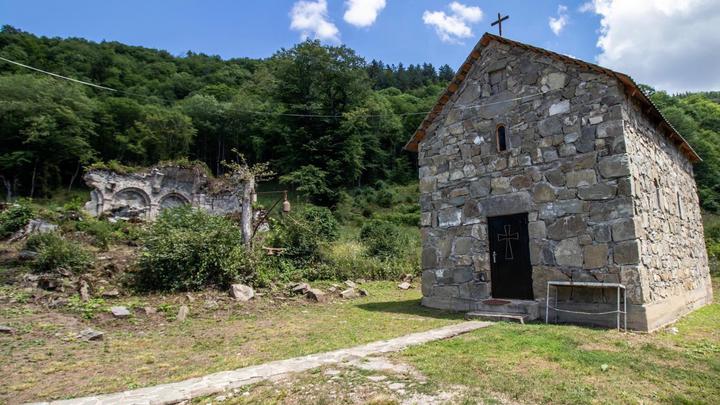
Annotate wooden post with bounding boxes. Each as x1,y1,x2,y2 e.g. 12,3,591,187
241,176,255,247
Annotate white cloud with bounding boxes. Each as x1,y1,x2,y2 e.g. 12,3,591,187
423,1,483,43
549,5,569,36
344,0,386,27
290,0,340,42
584,0,720,93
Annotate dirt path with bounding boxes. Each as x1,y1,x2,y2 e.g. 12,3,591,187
30,321,491,405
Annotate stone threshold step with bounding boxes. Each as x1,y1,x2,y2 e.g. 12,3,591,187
465,311,532,324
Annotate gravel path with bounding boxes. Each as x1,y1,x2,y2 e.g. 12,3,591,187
30,321,491,405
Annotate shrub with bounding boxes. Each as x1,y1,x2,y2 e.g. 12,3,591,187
373,212,420,227
314,240,418,281
25,232,92,273
273,206,339,263
135,206,250,291
359,220,407,259
75,217,117,250
0,201,33,238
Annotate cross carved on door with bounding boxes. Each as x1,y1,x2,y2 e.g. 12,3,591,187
497,224,519,260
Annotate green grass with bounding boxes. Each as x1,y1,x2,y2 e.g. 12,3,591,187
401,281,720,405
0,282,462,403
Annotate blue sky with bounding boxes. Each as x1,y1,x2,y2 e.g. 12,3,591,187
1,1,719,92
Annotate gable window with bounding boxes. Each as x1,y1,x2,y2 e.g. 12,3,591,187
496,124,507,152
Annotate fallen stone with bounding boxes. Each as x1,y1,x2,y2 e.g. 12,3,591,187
230,284,255,301
37,274,60,291
77,328,104,341
17,250,38,261
291,283,310,294
78,279,91,302
305,288,327,303
323,369,342,376
111,306,131,318
367,375,387,382
398,282,412,290
0,325,15,335
340,288,359,299
402,274,414,283
185,293,195,302
359,289,369,297
102,289,120,298
142,306,157,315
388,382,406,391
9,218,58,242
344,280,357,289
177,305,189,322
203,300,219,310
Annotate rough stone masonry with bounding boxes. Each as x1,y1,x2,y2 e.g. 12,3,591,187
83,164,243,220
406,33,712,331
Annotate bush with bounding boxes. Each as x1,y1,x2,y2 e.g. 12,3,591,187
75,218,117,250
359,220,407,259
0,201,33,238
273,206,339,263
135,206,250,291
25,232,92,273
313,240,418,281
373,212,420,227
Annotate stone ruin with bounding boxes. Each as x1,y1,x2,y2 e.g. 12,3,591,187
83,164,243,220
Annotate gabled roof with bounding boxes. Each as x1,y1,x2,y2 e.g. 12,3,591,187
404,33,701,163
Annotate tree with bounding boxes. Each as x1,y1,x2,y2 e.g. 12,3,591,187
0,74,96,197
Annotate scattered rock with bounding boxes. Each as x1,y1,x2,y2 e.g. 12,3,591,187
203,300,219,310
0,325,15,335
398,282,412,290
367,375,387,382
291,282,310,294
340,288,359,299
402,274,414,283
17,250,38,261
323,369,342,376
78,279,91,302
230,284,255,301
185,293,195,302
142,306,157,315
37,274,60,291
111,306,131,318
388,382,406,391
356,279,366,284
359,289,369,296
101,289,120,298
77,328,104,341
176,305,189,322
344,280,357,289
305,288,327,303
668,327,679,335
9,218,58,242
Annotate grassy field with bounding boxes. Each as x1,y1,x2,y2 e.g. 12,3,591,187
400,280,720,405
0,282,461,404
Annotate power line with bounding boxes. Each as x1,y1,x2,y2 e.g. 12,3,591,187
0,55,118,92
0,55,557,119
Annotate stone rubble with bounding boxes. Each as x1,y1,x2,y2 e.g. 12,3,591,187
229,284,254,302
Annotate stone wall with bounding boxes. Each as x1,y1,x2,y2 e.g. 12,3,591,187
419,40,638,316
83,165,243,220
623,97,713,329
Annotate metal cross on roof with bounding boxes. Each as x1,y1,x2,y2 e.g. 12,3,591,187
491,13,509,37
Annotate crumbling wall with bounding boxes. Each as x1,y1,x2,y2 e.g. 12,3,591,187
83,165,243,220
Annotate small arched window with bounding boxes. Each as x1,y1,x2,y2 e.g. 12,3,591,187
496,124,507,152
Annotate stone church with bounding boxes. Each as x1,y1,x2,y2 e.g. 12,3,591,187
406,33,713,331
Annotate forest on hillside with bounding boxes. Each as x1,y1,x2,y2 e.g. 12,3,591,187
0,25,453,205
1,25,720,211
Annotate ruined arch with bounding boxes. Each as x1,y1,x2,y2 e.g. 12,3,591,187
159,192,191,211
112,187,151,218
